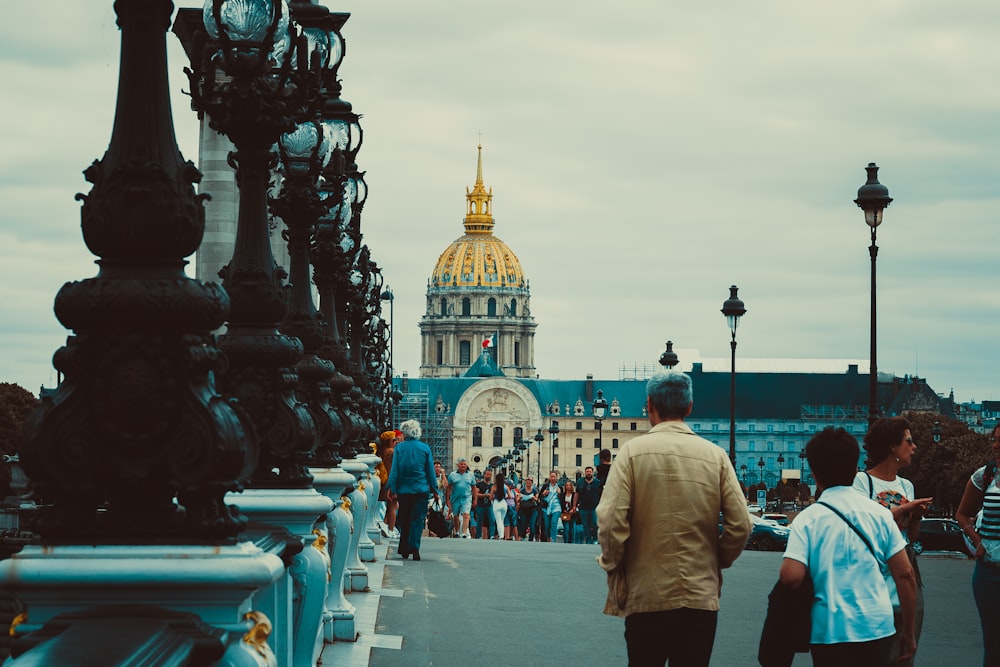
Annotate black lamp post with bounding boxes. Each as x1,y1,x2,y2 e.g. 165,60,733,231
549,420,560,475
740,464,748,488
757,456,765,488
659,341,679,369
592,390,608,451
933,420,942,443
854,163,892,426
20,0,252,541
534,429,545,482
380,287,394,376
722,286,747,467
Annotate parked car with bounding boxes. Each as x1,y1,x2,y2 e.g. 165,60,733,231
761,513,789,526
746,513,789,551
746,504,763,514
913,518,973,556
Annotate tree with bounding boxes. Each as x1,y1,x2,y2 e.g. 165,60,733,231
899,412,990,515
0,382,39,499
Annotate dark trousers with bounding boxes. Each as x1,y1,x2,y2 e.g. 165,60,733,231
624,608,717,667
396,492,429,554
810,636,892,667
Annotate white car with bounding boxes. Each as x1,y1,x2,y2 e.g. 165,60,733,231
746,504,763,514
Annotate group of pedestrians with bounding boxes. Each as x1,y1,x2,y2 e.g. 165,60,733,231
595,369,1000,667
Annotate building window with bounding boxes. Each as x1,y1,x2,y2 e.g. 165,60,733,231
788,424,796,432
575,438,582,448
436,340,443,365
612,438,619,449
630,423,637,431
713,424,719,432
749,441,756,452
576,421,583,430
487,298,497,316
767,441,774,451
767,424,774,432
510,299,517,316
472,427,482,447
459,340,471,366
612,422,619,431
493,427,503,447
514,427,523,443
461,297,471,316
514,341,520,366
748,424,756,432
575,454,582,467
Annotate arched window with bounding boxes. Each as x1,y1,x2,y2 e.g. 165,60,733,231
439,298,447,316
510,299,517,316
493,427,503,447
462,297,471,316
514,426,523,443
487,298,497,316
472,427,483,447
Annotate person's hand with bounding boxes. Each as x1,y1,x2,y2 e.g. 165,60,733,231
892,632,916,665
907,497,933,517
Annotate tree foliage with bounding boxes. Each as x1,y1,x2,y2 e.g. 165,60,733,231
899,411,991,514
0,382,38,456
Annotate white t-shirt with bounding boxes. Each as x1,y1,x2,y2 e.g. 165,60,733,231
784,485,906,645
852,471,916,607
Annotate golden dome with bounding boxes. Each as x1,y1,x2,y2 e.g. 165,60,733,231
430,145,526,289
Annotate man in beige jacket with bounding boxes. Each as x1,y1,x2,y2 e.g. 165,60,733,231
597,370,750,666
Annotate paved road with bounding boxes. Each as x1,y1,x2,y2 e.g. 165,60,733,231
325,538,982,666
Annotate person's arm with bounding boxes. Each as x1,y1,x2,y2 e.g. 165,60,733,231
424,452,438,499
956,479,986,558
779,557,807,589
597,457,632,573
888,548,917,663
719,457,752,568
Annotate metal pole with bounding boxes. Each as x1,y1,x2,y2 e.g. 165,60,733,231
869,226,878,426
729,335,737,466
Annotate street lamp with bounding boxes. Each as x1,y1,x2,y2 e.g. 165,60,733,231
722,285,747,467
549,420,560,475
854,162,892,426
592,390,608,452
757,456,765,487
659,341,679,369
534,429,545,482
933,420,942,443
740,464,748,488
380,288,394,376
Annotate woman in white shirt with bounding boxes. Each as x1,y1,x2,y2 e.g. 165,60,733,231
853,416,932,667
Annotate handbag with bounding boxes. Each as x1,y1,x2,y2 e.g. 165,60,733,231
560,511,574,523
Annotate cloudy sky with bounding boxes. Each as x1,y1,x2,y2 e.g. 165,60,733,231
1,1,998,404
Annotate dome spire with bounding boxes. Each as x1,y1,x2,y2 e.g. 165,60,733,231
464,143,494,234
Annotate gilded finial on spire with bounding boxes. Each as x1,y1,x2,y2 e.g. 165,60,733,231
464,143,494,234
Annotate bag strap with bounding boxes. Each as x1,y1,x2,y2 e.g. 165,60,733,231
864,471,874,499
817,501,879,564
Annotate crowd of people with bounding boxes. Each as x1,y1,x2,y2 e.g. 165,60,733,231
375,371,1000,666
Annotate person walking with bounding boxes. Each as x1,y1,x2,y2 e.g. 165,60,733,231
597,370,750,666
517,477,540,541
375,429,400,538
956,423,1000,667
853,416,932,666
446,458,476,538
781,426,916,666
560,479,578,544
540,470,562,542
385,419,438,561
474,469,495,539
491,470,512,540
576,466,601,544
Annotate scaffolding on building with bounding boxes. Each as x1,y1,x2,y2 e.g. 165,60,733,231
392,390,453,466
618,363,659,381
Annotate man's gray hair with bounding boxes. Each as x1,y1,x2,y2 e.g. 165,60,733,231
399,419,422,440
646,371,693,419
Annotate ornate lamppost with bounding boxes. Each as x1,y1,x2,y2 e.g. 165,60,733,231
534,428,545,483
179,0,329,488
722,285,747,467
659,340,679,369
854,163,892,426
592,390,608,451
757,456,766,490
18,0,254,542
549,419,560,475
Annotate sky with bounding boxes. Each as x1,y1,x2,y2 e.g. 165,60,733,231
1,1,998,404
